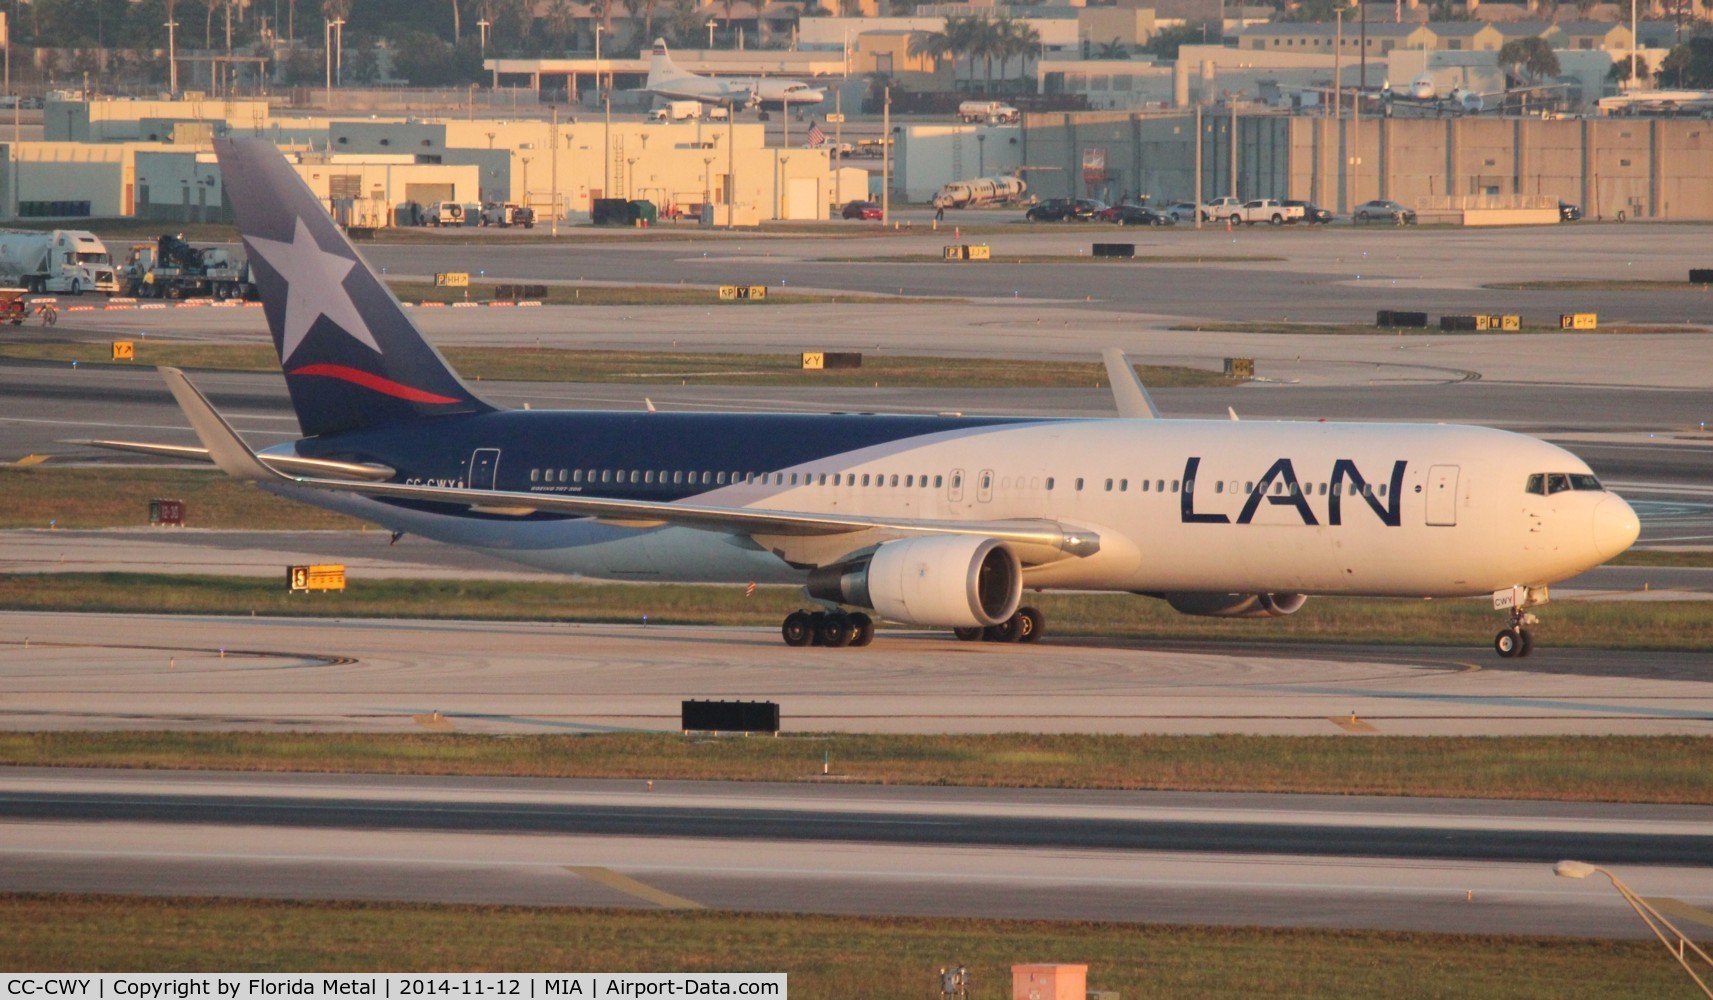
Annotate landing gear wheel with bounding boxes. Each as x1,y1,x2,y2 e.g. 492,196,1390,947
781,611,813,648
1516,627,1534,658
848,612,875,648
1494,628,1521,658
952,626,984,642
984,613,1025,643
1016,606,1045,643
816,613,854,648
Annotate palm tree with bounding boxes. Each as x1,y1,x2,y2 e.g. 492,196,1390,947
945,15,978,90
544,0,575,49
1498,36,1560,84
204,0,221,48
1095,37,1129,59
907,23,953,76
1008,20,1041,92
971,15,1003,92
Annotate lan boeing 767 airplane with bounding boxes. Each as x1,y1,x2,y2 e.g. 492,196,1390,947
100,138,1639,657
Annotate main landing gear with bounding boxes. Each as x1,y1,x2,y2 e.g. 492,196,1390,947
953,606,1045,644
781,609,874,648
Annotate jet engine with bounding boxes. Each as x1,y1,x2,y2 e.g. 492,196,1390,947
807,536,1022,628
1158,592,1309,619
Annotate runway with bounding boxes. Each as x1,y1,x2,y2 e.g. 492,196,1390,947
3,612,1710,735
2,769,1710,937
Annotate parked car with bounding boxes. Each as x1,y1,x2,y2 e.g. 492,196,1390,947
1109,205,1176,227
1559,201,1583,222
1283,199,1335,224
1025,198,1107,222
1353,199,1417,224
840,200,882,220
1164,201,1206,223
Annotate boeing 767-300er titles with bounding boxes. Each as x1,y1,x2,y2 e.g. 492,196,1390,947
99,139,1639,656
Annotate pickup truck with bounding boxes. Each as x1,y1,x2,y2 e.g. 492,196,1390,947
1220,199,1306,226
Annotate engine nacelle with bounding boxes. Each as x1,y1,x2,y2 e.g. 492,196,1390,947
1160,592,1309,619
807,536,1022,628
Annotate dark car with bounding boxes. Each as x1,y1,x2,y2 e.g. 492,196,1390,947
1559,201,1583,222
1026,198,1107,222
1283,199,1334,224
840,200,882,220
1354,199,1417,224
1110,205,1176,227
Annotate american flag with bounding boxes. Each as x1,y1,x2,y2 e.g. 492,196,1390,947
806,121,827,148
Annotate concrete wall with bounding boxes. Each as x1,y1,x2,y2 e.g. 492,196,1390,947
1023,109,1713,219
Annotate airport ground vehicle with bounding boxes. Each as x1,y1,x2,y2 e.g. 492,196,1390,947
422,202,465,226
480,203,536,228
957,100,1020,124
648,100,703,122
1284,199,1335,224
0,229,119,294
1026,198,1107,222
122,234,258,300
840,200,882,220
1559,201,1583,222
1354,199,1418,224
104,137,1641,660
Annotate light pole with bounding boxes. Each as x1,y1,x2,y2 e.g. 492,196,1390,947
323,17,333,106
478,18,489,58
726,97,735,228
1555,861,1713,998
1629,0,1638,91
550,104,559,236
520,155,530,212
626,155,637,199
167,15,180,94
703,155,714,215
333,17,345,88
596,24,609,199
880,84,889,226
776,153,789,218
707,20,715,50
976,132,986,176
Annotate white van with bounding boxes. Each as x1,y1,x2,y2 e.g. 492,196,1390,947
423,201,464,227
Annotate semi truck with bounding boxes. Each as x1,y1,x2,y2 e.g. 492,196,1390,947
122,234,258,300
0,229,120,294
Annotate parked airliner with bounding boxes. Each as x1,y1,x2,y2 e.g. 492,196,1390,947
644,39,825,110
103,138,1639,657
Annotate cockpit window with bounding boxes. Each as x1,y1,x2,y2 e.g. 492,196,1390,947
1528,472,1604,495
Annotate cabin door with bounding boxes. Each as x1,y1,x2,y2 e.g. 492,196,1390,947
469,448,501,490
1425,465,1459,526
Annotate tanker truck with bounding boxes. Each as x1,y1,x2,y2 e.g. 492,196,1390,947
0,229,120,294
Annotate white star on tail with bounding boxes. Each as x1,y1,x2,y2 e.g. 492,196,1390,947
246,218,380,363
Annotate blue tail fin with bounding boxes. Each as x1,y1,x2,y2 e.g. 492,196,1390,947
215,137,493,438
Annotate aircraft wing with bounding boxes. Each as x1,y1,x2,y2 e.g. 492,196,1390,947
155,367,1101,562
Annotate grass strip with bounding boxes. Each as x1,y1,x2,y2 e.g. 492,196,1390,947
1,572,1710,650
2,733,1709,803
0,346,1230,389
0,467,363,530
0,894,1684,998
1485,280,1710,291
1171,321,1708,336
1609,549,1713,568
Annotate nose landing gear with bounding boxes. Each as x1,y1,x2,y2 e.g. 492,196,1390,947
1492,586,1546,659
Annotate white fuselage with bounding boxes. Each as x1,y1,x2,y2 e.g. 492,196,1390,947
274,418,1637,599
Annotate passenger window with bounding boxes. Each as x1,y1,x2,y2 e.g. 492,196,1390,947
1171,480,1180,492
644,471,655,484
890,475,899,487
1119,479,1127,491
630,471,641,483
1378,484,1387,497
716,472,727,484
1046,477,1055,490
530,469,540,482
905,475,914,487
1318,482,1326,496
1075,478,1084,491
1142,480,1150,492
1215,481,1224,494
935,475,944,488
1104,479,1113,491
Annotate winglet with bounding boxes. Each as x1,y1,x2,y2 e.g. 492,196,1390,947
1101,348,1161,419
159,367,283,482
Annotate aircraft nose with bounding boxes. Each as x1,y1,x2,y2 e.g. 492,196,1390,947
1592,494,1640,562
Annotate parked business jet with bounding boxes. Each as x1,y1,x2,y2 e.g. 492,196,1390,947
644,38,825,110
102,138,1638,658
